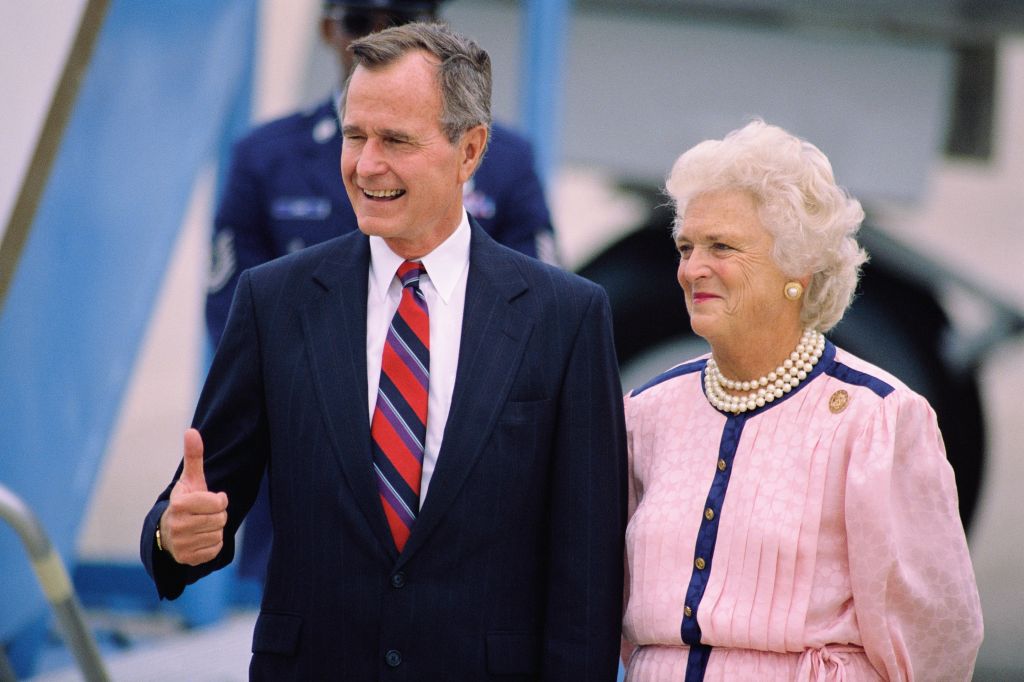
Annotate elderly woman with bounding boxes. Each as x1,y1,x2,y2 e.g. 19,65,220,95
621,120,983,681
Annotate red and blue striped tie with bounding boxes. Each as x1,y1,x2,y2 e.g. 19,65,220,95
371,260,429,552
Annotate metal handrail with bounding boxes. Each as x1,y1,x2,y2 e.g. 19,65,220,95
0,482,110,682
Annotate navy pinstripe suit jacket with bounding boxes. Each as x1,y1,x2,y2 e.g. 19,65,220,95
141,221,627,680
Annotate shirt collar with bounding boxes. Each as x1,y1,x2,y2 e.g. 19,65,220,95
368,212,472,305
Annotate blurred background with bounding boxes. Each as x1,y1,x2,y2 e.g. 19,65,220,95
2,0,1022,679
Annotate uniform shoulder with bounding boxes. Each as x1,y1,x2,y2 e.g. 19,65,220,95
233,101,336,153
489,122,532,150
483,122,536,166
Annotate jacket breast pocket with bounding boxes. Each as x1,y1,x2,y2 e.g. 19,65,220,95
251,611,303,657
486,631,540,676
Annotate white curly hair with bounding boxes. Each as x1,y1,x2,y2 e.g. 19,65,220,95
666,119,867,332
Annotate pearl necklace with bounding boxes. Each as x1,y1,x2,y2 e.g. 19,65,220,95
704,329,825,414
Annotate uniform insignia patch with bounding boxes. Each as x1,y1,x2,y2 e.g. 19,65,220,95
313,116,338,143
271,197,331,220
463,188,496,219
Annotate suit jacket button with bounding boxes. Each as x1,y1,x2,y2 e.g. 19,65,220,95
390,572,406,588
385,649,402,667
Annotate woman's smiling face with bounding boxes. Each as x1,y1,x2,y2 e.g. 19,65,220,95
675,188,795,348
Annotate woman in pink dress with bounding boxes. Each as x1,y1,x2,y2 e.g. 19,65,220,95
621,120,983,681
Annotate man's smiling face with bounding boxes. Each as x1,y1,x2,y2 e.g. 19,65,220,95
340,49,484,259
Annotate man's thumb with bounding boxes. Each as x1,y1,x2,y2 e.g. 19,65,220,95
181,428,208,491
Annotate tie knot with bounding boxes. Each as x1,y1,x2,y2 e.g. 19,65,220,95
397,260,425,289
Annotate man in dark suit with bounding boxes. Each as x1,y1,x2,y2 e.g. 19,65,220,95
141,22,626,680
208,0,556,587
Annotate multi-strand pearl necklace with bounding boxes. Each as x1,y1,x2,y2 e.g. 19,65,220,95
704,328,825,414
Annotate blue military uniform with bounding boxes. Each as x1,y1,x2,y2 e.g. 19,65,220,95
207,98,554,343
206,97,555,585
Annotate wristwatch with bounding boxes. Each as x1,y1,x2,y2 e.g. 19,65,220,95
155,526,165,552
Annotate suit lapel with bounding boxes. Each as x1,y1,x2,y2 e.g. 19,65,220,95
399,224,532,564
300,233,398,560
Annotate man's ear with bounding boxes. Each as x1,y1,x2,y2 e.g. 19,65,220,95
457,125,489,183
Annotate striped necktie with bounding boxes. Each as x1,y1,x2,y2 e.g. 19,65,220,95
371,260,429,552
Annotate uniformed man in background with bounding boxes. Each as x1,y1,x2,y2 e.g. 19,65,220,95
207,0,556,591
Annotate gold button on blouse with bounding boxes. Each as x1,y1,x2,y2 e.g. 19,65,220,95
718,459,727,471
695,557,706,570
704,507,715,521
684,605,693,617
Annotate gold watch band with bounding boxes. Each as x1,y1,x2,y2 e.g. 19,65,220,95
155,526,164,552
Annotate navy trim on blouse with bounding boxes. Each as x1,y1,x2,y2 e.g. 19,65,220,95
630,359,706,397
825,360,895,398
681,414,746,681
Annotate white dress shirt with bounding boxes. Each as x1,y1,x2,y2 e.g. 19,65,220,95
366,213,471,507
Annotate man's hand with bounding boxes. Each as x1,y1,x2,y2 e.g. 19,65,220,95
158,428,229,566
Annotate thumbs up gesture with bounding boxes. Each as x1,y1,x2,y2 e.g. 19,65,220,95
158,428,229,566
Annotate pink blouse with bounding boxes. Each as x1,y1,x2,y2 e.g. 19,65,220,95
622,342,983,681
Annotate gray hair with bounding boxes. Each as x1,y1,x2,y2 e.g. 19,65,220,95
339,22,491,144
666,120,867,332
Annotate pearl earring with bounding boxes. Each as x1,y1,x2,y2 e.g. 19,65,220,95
784,282,803,301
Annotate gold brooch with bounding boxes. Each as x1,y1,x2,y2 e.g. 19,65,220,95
829,390,849,413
